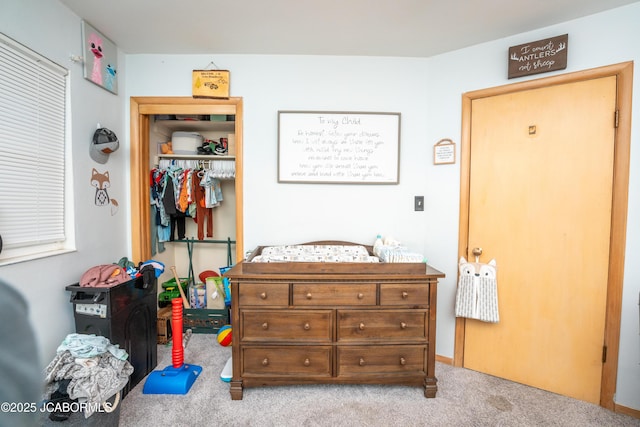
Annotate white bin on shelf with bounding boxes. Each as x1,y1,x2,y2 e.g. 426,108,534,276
171,131,203,154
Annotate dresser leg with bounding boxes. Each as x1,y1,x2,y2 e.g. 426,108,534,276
424,376,438,398
230,380,244,400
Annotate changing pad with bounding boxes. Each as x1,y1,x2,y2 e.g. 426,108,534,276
250,245,380,263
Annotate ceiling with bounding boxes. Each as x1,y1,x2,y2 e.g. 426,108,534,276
59,0,639,57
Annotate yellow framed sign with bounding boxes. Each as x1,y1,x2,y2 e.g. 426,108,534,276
192,70,230,99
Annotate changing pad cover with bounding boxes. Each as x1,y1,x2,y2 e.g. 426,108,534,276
250,245,380,263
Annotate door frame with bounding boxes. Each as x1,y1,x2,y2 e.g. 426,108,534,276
129,96,244,263
454,62,633,409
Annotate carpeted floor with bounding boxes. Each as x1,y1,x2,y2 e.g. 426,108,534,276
118,334,639,427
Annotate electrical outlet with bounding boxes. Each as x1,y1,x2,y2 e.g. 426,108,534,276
414,196,424,211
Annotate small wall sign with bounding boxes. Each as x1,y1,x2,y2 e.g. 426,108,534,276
508,34,568,79
192,69,230,99
433,139,456,165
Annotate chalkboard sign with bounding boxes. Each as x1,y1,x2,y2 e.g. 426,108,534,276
278,111,401,184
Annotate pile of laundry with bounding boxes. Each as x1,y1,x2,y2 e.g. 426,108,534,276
43,333,133,420
79,258,164,288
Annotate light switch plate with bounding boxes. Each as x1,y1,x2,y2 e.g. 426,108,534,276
415,196,424,211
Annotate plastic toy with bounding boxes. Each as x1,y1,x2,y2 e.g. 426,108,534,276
220,357,232,382
216,325,232,347
158,277,188,308
143,297,202,394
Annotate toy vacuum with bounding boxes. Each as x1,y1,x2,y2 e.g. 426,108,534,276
143,267,202,394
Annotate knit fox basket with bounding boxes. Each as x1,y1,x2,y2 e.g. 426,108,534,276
454,257,499,323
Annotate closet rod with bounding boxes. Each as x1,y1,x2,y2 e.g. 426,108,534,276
173,238,236,244
157,158,236,168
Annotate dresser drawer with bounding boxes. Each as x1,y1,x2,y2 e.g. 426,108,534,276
241,310,333,342
380,283,429,306
337,309,427,341
242,346,332,376
337,345,426,376
238,282,289,306
292,283,376,306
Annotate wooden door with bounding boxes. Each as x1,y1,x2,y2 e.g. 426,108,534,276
462,76,616,404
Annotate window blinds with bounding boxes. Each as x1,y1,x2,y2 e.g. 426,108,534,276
0,33,68,254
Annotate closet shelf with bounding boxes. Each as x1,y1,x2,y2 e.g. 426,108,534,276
158,154,235,160
154,119,235,133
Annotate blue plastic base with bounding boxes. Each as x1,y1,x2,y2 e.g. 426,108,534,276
142,363,203,395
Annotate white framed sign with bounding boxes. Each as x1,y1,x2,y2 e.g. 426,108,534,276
278,111,401,184
433,138,456,165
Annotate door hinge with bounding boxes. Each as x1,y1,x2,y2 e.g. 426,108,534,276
614,110,619,128
602,345,607,363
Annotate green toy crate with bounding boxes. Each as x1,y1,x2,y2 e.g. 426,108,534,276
183,308,229,334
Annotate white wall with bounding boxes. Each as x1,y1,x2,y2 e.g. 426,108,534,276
126,54,432,254
0,0,129,368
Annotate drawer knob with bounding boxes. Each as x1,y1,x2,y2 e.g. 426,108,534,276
359,358,365,366
260,292,267,299
357,293,364,299
303,322,311,331
262,322,269,330
400,322,407,329
306,292,312,299
358,322,365,330
262,358,269,366
402,291,409,299
400,357,406,366
304,358,310,366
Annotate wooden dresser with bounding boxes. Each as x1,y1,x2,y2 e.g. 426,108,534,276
224,247,444,400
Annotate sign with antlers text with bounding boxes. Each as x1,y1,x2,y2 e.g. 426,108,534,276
508,34,568,79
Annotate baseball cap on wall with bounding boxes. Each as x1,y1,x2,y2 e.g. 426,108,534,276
90,128,119,164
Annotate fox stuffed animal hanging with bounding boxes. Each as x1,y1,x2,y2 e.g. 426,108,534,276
454,257,499,323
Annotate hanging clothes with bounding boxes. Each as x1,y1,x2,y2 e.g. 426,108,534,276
177,169,192,213
150,159,230,244
163,166,185,241
200,170,223,208
193,171,213,240
150,168,171,243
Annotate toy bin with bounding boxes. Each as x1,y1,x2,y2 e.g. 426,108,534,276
157,306,173,344
183,308,229,334
171,131,203,154
65,275,157,397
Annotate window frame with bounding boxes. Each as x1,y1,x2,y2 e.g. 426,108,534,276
0,33,75,265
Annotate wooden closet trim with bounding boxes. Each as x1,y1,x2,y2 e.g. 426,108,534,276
129,96,244,263
454,62,632,411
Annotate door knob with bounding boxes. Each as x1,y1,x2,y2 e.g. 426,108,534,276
472,247,482,262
